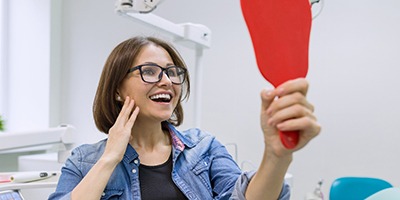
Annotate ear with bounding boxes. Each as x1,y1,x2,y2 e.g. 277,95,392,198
115,90,122,102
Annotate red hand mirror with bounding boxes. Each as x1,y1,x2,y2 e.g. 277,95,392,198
241,0,312,148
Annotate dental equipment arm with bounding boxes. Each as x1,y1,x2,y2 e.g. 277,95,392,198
0,124,77,163
115,0,211,49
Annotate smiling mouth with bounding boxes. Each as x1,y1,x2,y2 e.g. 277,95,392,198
149,93,172,103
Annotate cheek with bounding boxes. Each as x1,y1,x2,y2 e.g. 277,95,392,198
174,86,183,99
119,80,147,100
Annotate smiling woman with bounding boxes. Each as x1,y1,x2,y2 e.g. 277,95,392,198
48,35,320,200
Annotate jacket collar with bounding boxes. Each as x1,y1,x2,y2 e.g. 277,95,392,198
163,122,196,150
122,122,196,163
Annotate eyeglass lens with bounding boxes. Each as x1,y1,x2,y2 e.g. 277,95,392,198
141,65,185,84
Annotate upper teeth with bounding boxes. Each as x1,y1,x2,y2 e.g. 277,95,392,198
150,94,171,100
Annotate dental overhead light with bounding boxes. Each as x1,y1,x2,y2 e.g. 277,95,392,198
310,0,320,5
117,0,164,13
310,0,324,19
117,0,324,19
115,0,211,49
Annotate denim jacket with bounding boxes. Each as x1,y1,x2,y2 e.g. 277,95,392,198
48,122,290,199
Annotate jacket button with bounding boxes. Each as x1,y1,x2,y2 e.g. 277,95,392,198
132,169,137,173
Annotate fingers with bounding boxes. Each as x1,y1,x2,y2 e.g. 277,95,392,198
263,78,313,124
260,78,320,139
275,78,309,97
266,92,314,117
115,96,136,125
109,96,140,139
279,117,321,147
126,104,140,128
261,78,310,112
276,115,319,133
267,102,315,127
105,96,139,163
260,89,276,111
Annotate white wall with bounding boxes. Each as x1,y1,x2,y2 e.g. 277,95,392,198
5,0,52,131
0,0,8,117
57,0,400,199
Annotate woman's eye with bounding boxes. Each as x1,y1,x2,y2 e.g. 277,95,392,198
167,69,177,77
142,68,156,75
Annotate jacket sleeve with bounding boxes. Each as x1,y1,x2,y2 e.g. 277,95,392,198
229,171,291,200
206,137,290,200
47,147,84,200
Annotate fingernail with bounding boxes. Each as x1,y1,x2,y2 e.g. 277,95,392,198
264,90,275,100
277,88,284,95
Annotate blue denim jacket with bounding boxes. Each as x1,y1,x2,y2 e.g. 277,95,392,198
48,123,290,199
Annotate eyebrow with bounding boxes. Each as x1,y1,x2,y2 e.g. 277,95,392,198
140,61,175,67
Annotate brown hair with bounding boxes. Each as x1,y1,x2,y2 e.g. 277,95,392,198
93,36,190,134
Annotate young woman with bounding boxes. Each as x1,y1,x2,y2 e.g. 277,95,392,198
49,36,320,200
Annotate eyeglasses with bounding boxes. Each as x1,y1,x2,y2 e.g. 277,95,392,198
127,63,187,85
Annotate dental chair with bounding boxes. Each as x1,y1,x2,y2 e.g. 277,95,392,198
329,177,393,200
365,187,400,200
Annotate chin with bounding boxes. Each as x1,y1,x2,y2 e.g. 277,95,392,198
155,114,173,122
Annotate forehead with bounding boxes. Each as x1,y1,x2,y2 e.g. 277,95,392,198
134,44,173,66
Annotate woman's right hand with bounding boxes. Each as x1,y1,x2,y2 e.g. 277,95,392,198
70,97,139,200
103,96,140,164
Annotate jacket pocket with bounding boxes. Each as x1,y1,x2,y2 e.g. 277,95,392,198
100,189,124,200
192,155,212,192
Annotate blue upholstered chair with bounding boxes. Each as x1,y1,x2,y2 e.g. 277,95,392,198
330,177,393,200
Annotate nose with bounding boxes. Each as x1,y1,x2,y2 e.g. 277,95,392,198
158,71,172,86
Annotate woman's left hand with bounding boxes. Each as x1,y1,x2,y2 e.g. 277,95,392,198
260,78,321,157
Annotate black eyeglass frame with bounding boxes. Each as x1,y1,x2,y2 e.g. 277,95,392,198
127,63,187,85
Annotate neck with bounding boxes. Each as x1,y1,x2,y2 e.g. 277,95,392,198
130,120,170,151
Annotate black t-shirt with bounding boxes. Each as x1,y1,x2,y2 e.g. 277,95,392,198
139,154,187,200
